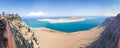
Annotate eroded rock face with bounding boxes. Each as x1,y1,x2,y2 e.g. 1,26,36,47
100,17,115,27
88,14,120,48
7,16,40,48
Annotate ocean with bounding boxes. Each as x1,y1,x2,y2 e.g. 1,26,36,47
21,16,107,32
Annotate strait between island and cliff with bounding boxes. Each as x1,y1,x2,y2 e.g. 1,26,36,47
32,14,120,48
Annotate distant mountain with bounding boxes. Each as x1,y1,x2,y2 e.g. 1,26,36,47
88,13,120,48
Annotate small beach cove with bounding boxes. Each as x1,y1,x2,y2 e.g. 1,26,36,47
22,16,107,48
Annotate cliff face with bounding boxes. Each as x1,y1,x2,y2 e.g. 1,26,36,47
100,17,115,27
88,14,120,48
7,16,40,48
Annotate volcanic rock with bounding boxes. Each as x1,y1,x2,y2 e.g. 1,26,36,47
88,13,120,48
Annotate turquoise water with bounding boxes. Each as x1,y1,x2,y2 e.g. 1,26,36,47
21,16,107,32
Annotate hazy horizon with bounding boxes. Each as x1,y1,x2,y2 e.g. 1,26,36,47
0,0,120,17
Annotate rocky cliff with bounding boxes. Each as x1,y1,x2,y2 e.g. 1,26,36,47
7,16,40,48
88,14,120,48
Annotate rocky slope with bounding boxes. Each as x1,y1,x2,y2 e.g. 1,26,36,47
7,16,40,48
100,17,115,27
88,14,120,48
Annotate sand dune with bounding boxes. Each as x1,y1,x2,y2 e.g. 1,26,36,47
32,27,105,48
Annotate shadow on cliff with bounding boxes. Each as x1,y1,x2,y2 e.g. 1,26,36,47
9,24,34,48
87,14,120,48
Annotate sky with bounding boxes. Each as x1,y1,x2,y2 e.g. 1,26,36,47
0,0,120,17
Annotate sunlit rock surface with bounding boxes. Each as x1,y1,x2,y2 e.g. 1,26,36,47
7,16,40,48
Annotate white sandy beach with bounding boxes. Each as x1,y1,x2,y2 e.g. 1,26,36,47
32,27,104,48
38,18,86,23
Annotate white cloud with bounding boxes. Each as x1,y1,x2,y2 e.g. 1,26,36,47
27,11,48,16
101,4,120,16
102,11,119,16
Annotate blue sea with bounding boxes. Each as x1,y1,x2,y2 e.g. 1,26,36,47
21,16,107,32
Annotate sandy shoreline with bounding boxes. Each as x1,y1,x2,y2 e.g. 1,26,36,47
32,27,105,48
37,18,86,23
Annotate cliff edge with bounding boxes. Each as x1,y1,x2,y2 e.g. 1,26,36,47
7,16,40,48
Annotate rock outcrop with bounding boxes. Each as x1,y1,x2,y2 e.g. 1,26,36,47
88,14,120,48
7,16,40,48
100,17,115,27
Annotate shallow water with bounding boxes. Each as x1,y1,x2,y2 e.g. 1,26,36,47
21,16,107,32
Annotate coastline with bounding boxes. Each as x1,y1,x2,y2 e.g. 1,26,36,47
31,26,103,33
31,26,105,48
31,27,66,33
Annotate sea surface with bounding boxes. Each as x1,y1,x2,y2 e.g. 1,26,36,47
21,16,107,32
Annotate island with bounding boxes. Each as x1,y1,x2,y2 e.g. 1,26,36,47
37,17,86,23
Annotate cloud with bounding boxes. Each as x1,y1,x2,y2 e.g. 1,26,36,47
103,11,118,16
27,11,48,16
101,3,120,16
